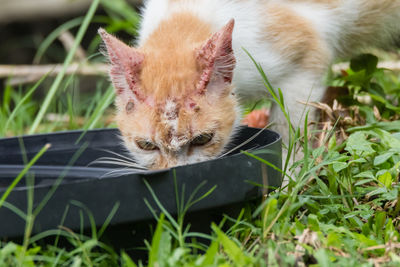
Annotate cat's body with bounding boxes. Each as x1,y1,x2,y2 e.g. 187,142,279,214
99,0,400,169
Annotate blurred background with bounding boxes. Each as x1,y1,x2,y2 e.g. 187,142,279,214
0,0,141,81
0,0,144,135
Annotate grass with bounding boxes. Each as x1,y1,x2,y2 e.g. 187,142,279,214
1,0,400,266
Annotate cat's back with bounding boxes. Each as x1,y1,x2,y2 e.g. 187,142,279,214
137,0,263,46
136,0,338,97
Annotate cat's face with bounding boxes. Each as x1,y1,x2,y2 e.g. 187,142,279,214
99,20,239,169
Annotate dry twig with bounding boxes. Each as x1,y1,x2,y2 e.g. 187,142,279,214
0,63,108,85
58,31,87,61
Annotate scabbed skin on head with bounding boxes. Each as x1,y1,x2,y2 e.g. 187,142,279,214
99,19,240,169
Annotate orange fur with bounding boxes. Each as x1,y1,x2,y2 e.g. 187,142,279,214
140,14,212,100
338,1,400,56
116,91,237,169
111,13,238,169
100,0,400,169
263,3,330,71
286,0,339,6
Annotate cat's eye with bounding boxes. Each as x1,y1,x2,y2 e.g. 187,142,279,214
190,133,214,146
135,139,158,151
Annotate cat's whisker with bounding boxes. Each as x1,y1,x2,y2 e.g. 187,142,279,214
89,157,133,166
95,157,140,167
90,157,147,170
89,148,147,169
100,167,143,178
98,0,400,169
94,161,146,169
96,148,138,163
218,124,271,158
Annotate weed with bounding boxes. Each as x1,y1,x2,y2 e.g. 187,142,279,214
1,0,400,264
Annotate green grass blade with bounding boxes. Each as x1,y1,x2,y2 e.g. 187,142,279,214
69,200,98,240
29,0,100,134
143,179,180,231
0,201,27,220
212,223,252,266
121,251,138,267
0,143,50,209
97,202,120,239
4,74,47,134
54,204,71,247
33,142,88,217
33,17,84,64
148,213,165,267
77,85,115,143
100,0,140,32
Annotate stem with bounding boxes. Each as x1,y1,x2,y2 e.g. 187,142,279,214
29,0,101,134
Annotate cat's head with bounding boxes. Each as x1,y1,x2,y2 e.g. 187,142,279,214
99,20,240,169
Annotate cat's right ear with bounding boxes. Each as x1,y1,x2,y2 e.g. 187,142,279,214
98,28,145,101
195,19,236,96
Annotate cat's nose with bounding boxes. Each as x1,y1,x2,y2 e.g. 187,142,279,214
165,150,190,168
151,155,178,169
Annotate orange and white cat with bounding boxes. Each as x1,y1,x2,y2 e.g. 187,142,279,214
99,0,400,169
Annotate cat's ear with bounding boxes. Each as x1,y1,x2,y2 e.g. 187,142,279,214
98,28,145,101
196,19,236,95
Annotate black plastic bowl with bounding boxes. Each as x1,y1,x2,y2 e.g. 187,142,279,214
0,127,281,239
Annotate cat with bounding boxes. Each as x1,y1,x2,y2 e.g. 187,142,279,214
99,0,400,169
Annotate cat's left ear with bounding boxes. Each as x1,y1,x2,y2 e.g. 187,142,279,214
196,19,236,95
98,28,145,101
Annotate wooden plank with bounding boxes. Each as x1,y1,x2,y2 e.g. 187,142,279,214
0,0,142,23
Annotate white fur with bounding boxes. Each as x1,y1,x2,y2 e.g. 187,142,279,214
131,0,400,168
138,0,334,101
139,0,288,99
139,0,399,128
161,99,182,150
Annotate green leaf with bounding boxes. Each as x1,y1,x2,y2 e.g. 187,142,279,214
328,134,337,150
382,188,398,201
354,233,379,247
354,171,375,179
345,132,375,156
349,158,367,164
332,162,348,173
354,178,375,186
148,213,165,267
362,222,371,236
384,218,400,242
212,224,252,266
366,187,387,198
167,248,187,266
350,54,378,75
374,151,394,166
372,128,400,149
307,214,320,232
121,251,137,267
378,172,392,189
348,120,400,133
263,198,278,232
326,232,341,248
71,257,82,267
200,241,218,266
314,249,333,267
375,212,386,239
